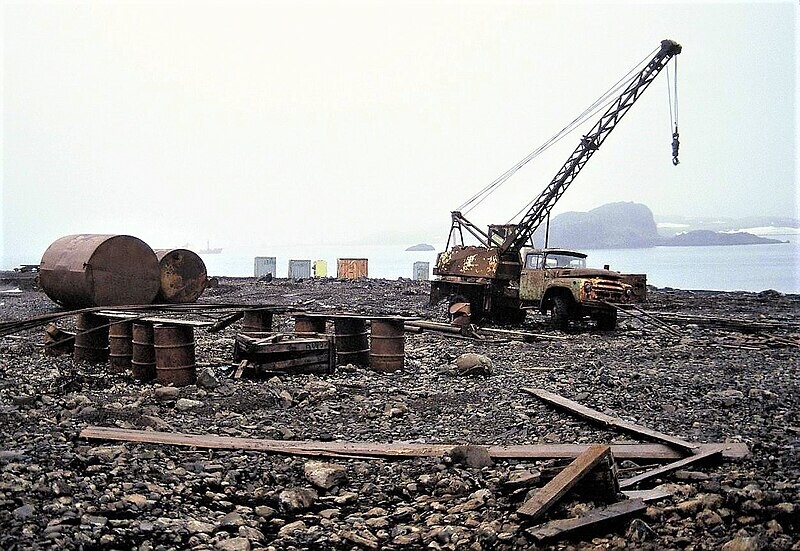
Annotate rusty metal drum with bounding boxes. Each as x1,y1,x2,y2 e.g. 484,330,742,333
369,319,405,372
154,325,196,387
39,234,161,308
294,315,326,334
108,320,133,372
333,317,369,366
74,313,109,364
154,249,208,303
242,309,274,337
131,323,156,382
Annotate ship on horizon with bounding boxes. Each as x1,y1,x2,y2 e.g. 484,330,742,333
197,240,222,254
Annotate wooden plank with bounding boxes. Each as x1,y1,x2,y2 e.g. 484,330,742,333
98,311,213,327
527,498,647,541
618,445,724,489
254,354,331,372
78,427,747,461
622,488,673,503
517,445,612,520
522,388,699,453
243,340,330,354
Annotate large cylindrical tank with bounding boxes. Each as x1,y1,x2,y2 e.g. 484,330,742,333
153,249,208,303
39,234,161,308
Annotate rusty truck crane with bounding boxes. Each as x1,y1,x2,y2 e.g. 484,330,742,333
430,39,682,328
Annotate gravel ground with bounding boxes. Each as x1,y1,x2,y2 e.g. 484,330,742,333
0,278,798,550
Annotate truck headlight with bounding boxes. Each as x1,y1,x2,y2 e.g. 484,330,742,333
625,288,632,297
583,282,593,293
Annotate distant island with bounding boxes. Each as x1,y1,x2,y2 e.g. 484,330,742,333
406,243,436,251
533,202,790,249
662,230,785,247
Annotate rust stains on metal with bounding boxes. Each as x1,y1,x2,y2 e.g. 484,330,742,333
74,313,109,364
241,309,274,336
108,320,133,372
337,258,369,279
39,234,161,308
434,246,500,279
333,317,369,366
294,315,327,334
369,318,405,372
154,249,208,304
131,323,156,382
154,325,196,387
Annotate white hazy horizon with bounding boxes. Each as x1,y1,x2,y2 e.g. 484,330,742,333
2,1,798,267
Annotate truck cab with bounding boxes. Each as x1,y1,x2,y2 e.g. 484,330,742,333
519,248,640,330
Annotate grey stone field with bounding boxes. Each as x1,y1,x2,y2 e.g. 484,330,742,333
0,278,797,550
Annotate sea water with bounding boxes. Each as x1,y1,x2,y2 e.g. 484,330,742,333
200,237,800,294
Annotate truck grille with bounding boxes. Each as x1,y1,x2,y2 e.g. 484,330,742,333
592,281,626,301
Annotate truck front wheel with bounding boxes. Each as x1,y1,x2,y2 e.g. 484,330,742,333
550,296,571,331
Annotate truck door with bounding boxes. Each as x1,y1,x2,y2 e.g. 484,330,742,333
520,252,545,302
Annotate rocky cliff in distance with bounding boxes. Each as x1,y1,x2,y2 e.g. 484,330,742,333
532,202,659,249
533,202,786,249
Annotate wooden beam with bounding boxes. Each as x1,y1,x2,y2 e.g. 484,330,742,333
78,427,748,461
621,488,673,503
618,445,724,489
517,445,612,521
522,388,698,453
98,311,213,327
527,498,647,541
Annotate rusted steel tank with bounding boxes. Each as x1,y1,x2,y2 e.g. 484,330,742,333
154,325,196,386
39,234,161,308
108,320,133,372
74,313,109,364
153,249,208,303
131,323,156,382
369,318,405,372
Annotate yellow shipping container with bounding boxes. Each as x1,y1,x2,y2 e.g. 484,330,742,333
313,260,328,278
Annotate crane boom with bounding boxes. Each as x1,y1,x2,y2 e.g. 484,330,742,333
499,39,681,255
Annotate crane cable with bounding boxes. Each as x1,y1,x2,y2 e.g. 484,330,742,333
456,45,660,215
667,58,679,165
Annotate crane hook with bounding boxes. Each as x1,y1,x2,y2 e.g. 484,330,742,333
671,127,680,166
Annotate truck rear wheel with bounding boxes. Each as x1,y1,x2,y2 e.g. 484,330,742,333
595,309,618,331
550,296,571,331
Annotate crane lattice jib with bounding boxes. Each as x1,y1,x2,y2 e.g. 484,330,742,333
500,39,682,255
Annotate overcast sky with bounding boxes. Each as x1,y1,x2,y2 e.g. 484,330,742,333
2,0,797,266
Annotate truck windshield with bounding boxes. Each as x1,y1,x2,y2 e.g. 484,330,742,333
524,253,587,269
544,254,586,269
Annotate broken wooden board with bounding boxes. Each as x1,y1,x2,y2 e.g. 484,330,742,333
527,498,647,541
522,388,698,453
233,333,335,374
517,445,612,520
621,488,673,503
618,445,724,489
78,427,748,461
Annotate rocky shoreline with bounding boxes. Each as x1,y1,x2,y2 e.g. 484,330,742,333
1,278,798,550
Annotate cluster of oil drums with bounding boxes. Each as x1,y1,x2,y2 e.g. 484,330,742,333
75,312,196,386
38,234,208,308
294,314,406,373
